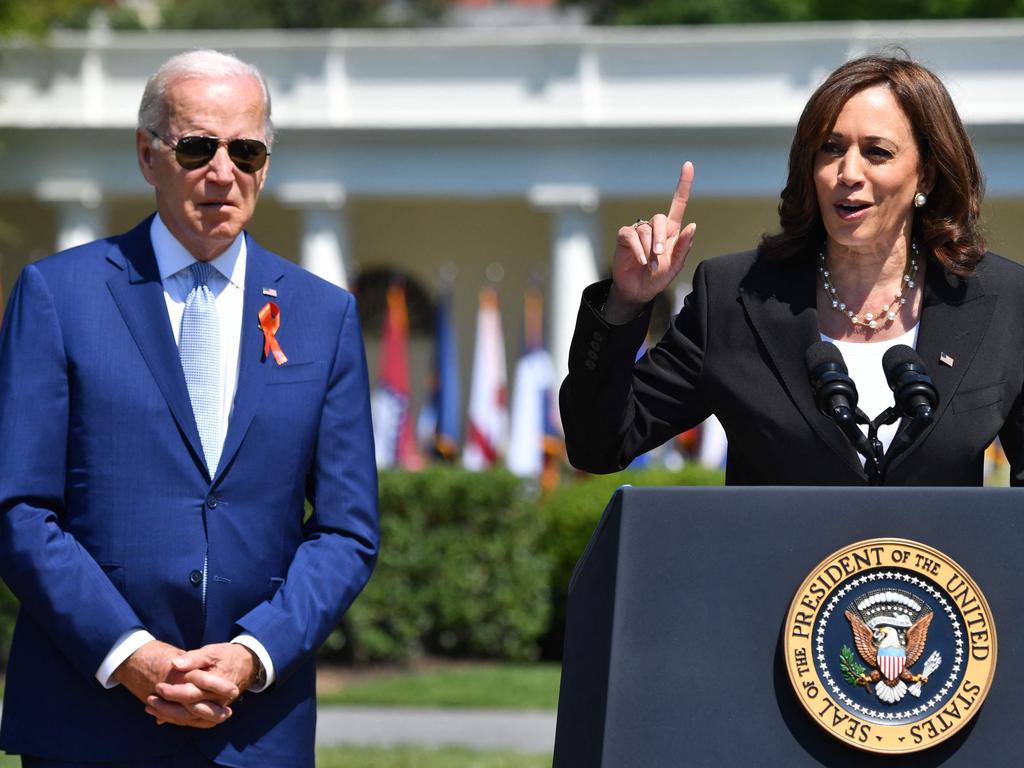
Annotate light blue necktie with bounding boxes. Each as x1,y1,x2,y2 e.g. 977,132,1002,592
180,261,221,477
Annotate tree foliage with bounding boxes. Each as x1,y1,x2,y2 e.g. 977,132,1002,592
5,0,1024,33
160,0,449,29
0,0,449,33
573,0,1024,25
0,0,105,35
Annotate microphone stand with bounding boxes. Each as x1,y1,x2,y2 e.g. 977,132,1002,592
870,406,934,483
837,406,882,485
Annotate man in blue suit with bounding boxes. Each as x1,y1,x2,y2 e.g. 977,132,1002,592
0,50,378,767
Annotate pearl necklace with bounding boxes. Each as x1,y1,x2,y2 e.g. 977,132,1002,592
818,242,919,330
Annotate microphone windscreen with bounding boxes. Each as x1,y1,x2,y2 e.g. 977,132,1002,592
881,344,924,383
806,340,847,374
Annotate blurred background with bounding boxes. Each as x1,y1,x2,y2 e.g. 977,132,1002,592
1,3,1023,762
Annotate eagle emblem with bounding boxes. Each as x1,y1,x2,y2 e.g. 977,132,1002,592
842,588,942,704
786,539,997,754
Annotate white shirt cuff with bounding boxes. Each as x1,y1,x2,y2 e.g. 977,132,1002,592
96,629,155,689
231,633,276,692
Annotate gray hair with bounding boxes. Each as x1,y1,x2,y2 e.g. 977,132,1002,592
138,49,274,147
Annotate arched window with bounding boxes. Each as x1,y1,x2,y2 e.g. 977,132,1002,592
353,268,434,337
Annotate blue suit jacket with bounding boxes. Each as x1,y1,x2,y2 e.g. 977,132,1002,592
0,216,379,766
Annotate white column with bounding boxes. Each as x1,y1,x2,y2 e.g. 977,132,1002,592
35,180,105,252
528,185,600,386
276,182,351,290
81,26,109,126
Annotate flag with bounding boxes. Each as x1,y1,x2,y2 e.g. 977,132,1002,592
463,287,508,470
371,282,421,469
417,289,461,460
508,288,563,486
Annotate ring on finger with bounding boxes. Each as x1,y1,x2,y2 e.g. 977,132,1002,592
633,218,649,228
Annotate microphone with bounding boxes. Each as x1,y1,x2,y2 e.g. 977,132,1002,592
806,341,859,425
806,341,879,482
878,345,939,477
882,345,939,422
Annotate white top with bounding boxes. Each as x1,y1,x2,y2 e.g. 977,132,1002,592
821,324,921,454
94,215,274,693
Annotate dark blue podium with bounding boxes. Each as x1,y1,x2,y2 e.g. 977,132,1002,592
552,486,1023,767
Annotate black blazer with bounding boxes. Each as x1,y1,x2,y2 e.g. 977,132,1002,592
560,249,1024,485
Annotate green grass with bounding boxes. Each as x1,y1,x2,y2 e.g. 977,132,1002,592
318,746,549,767
319,662,561,710
1,747,547,767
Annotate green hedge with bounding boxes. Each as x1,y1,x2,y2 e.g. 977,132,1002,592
0,464,723,668
0,581,15,671
327,467,553,663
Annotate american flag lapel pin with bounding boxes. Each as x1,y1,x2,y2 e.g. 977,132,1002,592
939,352,955,368
262,287,278,297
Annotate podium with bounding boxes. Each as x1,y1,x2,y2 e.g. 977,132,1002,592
553,486,1023,767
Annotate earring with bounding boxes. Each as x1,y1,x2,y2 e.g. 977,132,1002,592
914,192,928,208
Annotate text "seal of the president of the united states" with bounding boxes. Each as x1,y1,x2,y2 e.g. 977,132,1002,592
784,538,996,754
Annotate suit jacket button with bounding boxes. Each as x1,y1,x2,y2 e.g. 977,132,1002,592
189,569,203,587
206,495,219,509
585,360,597,371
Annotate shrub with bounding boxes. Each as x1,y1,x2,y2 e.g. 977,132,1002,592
330,467,552,663
0,581,15,671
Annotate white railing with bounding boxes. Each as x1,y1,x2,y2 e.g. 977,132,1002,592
1,20,1023,130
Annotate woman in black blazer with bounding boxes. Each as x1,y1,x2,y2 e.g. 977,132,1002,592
560,54,1024,486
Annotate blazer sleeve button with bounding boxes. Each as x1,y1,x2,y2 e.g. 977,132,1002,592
189,569,203,587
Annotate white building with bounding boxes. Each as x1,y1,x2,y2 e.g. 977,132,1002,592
1,20,1022,425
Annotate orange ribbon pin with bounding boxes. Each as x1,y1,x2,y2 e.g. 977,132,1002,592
258,301,288,365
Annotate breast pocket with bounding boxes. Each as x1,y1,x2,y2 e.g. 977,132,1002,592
952,381,1004,414
266,361,324,386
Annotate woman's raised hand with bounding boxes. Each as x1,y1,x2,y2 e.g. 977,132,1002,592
606,162,697,323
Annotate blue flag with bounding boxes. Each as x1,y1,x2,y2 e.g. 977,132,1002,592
419,289,461,460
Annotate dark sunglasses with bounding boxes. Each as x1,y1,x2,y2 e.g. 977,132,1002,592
149,130,270,173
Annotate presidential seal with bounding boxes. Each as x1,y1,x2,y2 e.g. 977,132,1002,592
784,538,996,754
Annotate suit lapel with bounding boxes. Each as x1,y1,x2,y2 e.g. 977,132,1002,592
215,237,285,483
105,218,208,474
739,254,866,477
884,257,996,475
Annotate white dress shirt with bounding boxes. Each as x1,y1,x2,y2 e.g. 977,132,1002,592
95,214,275,692
821,323,920,454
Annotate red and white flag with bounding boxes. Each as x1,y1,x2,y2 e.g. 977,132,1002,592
371,282,421,469
463,287,508,470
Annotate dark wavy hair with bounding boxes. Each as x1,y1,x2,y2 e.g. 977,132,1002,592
759,54,985,276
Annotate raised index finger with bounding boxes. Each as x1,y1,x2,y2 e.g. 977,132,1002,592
667,161,694,232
